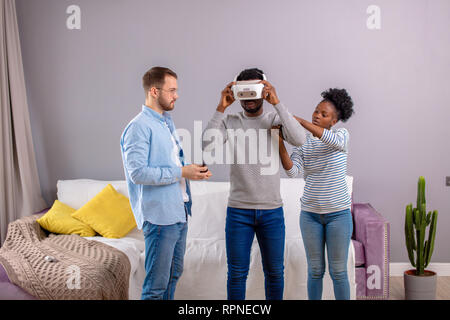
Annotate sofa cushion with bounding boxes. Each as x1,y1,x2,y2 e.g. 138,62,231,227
188,181,230,240
37,200,96,237
71,184,137,238
352,239,365,267
57,179,128,210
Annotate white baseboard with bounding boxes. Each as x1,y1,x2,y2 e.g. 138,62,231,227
390,263,450,276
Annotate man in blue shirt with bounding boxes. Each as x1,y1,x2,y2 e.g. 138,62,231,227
120,67,211,300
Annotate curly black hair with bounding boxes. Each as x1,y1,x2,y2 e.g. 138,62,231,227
321,88,354,122
236,68,265,81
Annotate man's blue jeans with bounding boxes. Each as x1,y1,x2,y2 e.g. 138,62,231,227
225,206,285,300
300,209,353,300
141,220,187,300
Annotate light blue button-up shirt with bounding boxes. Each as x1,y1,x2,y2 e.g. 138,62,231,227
120,105,192,229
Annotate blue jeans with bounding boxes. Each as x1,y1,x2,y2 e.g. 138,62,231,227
141,220,188,300
300,209,353,300
225,206,285,300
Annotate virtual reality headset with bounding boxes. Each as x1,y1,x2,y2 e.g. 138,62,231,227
232,73,267,100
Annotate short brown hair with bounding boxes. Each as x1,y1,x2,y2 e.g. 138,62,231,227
142,67,177,93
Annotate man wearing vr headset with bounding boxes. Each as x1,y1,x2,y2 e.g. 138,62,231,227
202,68,306,300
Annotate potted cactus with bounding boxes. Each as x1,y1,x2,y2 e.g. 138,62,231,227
404,176,438,300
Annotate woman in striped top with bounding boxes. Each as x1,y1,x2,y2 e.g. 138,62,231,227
278,88,355,300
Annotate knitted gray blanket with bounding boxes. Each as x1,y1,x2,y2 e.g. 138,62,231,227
0,214,130,300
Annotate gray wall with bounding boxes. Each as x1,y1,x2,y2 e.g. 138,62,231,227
15,0,450,263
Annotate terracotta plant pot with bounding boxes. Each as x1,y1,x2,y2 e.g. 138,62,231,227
403,269,437,300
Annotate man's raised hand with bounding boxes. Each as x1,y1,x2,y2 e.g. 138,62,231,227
260,80,280,106
217,82,236,113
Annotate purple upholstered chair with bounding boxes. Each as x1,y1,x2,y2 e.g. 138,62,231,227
351,203,390,300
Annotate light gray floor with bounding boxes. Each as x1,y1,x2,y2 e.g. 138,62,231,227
389,276,450,300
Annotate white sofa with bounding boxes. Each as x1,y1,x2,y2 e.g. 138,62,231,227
56,177,356,300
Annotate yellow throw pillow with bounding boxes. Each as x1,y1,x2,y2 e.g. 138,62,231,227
71,184,137,238
37,200,97,237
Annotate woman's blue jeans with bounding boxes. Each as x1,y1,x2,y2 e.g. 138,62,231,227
300,209,353,300
225,206,285,300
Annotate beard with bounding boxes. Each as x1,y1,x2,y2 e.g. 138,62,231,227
158,95,175,111
241,99,263,114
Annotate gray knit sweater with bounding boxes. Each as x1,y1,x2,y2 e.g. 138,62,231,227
202,103,306,209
